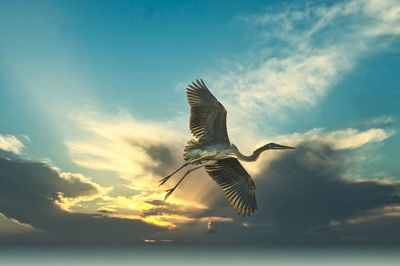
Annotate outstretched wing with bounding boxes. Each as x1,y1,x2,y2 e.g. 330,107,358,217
205,158,257,216
186,79,229,145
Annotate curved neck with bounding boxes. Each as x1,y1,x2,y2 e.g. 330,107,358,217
232,145,269,162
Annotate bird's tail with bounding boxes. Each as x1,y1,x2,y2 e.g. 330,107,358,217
183,138,200,159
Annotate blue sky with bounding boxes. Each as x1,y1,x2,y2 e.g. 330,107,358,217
1,0,400,246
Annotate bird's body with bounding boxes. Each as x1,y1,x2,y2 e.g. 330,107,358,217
184,138,234,165
160,79,295,216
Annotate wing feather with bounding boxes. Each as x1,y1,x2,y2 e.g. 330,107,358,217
186,79,229,145
205,158,257,216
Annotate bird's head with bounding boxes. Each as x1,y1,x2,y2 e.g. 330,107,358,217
263,143,296,150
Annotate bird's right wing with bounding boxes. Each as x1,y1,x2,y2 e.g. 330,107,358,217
205,158,257,216
186,79,230,145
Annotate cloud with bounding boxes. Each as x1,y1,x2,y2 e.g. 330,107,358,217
252,142,400,231
0,213,39,236
0,134,25,154
361,115,395,127
236,126,393,177
0,119,396,245
126,140,178,178
210,0,400,130
275,127,393,150
0,155,163,244
331,214,400,245
66,112,186,184
133,128,397,244
194,140,400,245
54,171,109,211
64,107,395,233
64,112,234,229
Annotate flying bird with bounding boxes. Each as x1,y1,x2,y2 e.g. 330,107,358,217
159,79,295,216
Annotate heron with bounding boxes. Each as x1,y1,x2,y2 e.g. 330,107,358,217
159,79,295,216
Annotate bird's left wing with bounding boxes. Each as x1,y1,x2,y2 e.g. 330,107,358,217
186,79,230,145
205,158,257,216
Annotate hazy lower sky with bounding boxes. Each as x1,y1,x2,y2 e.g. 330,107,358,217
1,0,400,246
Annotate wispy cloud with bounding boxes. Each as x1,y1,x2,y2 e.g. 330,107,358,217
361,115,395,127
0,134,25,154
240,126,393,176
276,127,393,150
66,111,186,184
211,0,400,129
65,111,230,228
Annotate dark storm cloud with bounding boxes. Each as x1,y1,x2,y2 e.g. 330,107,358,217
141,143,177,176
0,156,162,245
2,140,400,246
191,141,400,245
245,142,398,232
252,142,400,231
332,215,400,245
125,139,180,177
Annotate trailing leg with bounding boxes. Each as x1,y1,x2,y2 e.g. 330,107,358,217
159,163,189,186
164,165,203,201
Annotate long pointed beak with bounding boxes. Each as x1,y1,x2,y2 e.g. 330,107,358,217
275,144,296,150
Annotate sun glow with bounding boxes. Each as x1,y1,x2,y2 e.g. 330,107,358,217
61,113,223,228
